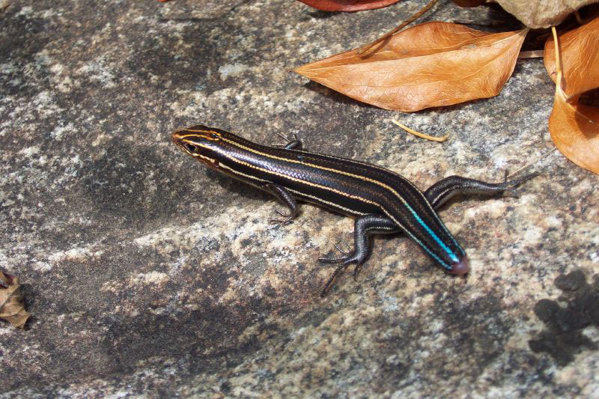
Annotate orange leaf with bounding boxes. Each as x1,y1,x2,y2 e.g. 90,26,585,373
297,0,401,12
295,22,527,111
549,92,599,174
544,17,599,99
452,0,486,6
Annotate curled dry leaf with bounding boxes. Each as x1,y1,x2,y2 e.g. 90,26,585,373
545,18,599,174
295,22,527,112
0,272,30,329
297,0,401,12
495,0,599,28
451,0,486,7
549,94,599,174
544,17,599,98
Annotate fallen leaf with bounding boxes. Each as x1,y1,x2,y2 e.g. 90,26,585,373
452,0,485,6
495,0,599,28
579,89,599,107
544,17,599,99
546,20,599,174
297,0,401,12
0,272,30,329
549,92,599,174
295,22,527,112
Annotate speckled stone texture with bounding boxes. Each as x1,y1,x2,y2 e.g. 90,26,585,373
1,0,598,397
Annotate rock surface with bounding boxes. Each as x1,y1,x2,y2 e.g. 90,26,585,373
1,0,598,397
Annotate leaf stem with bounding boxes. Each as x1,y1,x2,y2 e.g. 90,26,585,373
391,119,449,142
551,26,565,96
356,0,439,56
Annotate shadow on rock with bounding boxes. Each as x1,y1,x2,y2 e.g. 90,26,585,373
529,269,599,366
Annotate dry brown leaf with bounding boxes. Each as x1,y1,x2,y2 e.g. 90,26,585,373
452,0,485,7
0,272,30,329
546,21,599,174
549,93,599,174
495,0,599,28
544,17,599,99
295,22,527,112
297,0,401,12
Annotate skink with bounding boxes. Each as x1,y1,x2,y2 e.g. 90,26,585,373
172,125,536,295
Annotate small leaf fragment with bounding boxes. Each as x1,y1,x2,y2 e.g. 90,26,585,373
295,22,527,112
544,17,599,99
0,272,30,329
297,0,401,12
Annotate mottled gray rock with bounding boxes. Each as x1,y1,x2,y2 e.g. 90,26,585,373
1,0,598,397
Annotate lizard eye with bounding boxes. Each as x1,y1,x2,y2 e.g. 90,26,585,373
211,133,219,140
184,143,197,153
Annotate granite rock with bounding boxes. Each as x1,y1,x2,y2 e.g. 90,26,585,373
1,0,598,397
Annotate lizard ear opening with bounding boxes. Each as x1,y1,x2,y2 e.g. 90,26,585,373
184,143,198,153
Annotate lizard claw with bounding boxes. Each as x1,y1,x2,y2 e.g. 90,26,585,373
269,209,294,225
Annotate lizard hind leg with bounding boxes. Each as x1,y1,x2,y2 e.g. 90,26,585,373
319,214,399,296
425,172,539,209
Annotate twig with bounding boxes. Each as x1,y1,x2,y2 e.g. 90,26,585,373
506,148,556,179
391,119,449,142
356,0,439,56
